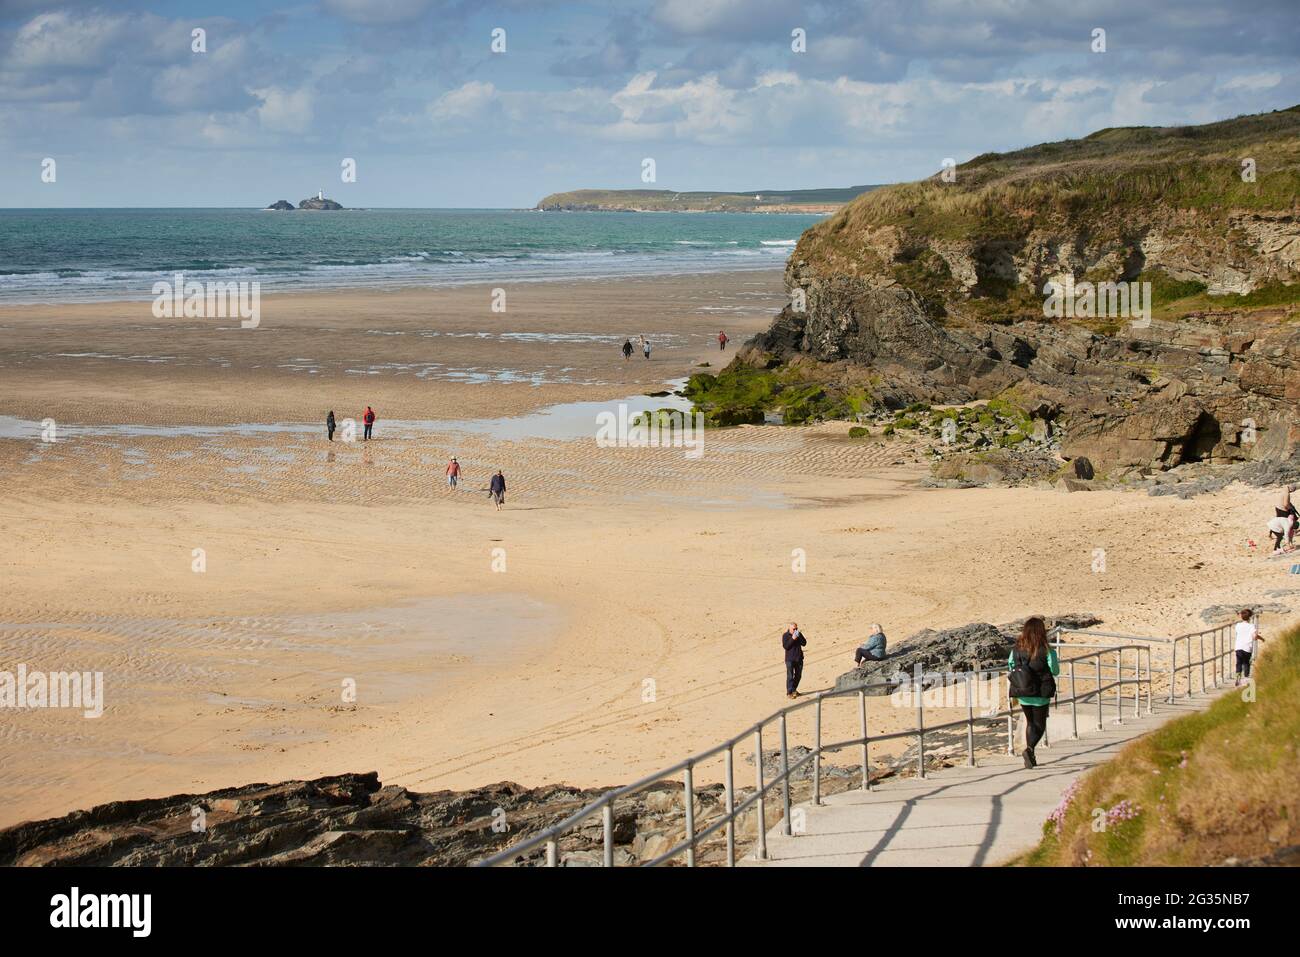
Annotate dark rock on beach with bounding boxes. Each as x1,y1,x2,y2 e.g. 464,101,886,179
1199,602,1290,624
833,612,1102,694
0,766,869,868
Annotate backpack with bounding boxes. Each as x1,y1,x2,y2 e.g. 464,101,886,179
1009,649,1055,699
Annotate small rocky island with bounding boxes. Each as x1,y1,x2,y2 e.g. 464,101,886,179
266,190,344,211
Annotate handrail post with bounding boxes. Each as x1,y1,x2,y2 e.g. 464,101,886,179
915,667,926,778
602,802,614,867
1005,674,1014,755
1169,638,1177,703
724,745,736,868
1069,661,1078,739
965,671,976,766
1114,650,1122,724
1132,648,1139,717
546,838,558,867
1199,633,1206,694
779,712,792,836
684,763,696,867
813,695,823,806
754,728,767,861
1095,657,1103,730
1146,647,1153,714
858,689,870,789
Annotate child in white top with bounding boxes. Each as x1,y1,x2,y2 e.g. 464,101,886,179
1233,609,1264,685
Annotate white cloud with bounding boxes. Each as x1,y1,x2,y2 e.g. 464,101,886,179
429,81,497,121
9,11,129,71
253,86,315,134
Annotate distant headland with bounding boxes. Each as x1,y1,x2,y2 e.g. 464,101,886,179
534,185,881,214
266,190,344,211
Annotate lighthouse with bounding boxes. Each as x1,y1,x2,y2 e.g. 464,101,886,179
318,188,324,201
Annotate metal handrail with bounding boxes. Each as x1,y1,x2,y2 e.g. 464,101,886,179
477,618,1254,867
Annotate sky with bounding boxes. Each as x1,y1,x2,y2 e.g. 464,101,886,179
1,0,1298,208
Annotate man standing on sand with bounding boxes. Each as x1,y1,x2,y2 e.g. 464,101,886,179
718,330,728,351
446,456,461,489
363,406,376,441
326,410,336,442
1276,485,1298,546
622,339,634,361
782,622,807,699
643,338,652,360
489,469,506,510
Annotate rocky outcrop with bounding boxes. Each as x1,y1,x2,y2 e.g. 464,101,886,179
0,766,889,868
265,199,294,210
298,196,344,210
833,613,1102,694
749,278,1300,474
741,107,1300,477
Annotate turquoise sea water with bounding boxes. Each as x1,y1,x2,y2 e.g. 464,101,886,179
0,208,822,304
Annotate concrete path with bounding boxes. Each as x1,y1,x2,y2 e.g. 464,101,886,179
745,695,1218,867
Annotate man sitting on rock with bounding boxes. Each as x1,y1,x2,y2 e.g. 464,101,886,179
854,624,887,665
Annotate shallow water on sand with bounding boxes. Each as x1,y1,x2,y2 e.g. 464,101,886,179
0,381,694,444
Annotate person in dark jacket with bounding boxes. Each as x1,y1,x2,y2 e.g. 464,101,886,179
782,622,807,698
1006,616,1059,769
621,339,634,361
362,406,376,441
326,410,336,442
489,470,506,510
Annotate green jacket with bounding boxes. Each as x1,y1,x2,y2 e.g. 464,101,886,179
1007,647,1059,707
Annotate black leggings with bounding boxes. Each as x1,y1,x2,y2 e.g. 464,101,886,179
1236,650,1252,678
1021,703,1049,750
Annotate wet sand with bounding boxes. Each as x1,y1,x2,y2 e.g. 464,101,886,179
0,270,1294,828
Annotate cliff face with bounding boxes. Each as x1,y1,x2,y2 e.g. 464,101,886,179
747,107,1300,475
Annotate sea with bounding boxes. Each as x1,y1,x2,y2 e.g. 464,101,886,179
0,208,823,304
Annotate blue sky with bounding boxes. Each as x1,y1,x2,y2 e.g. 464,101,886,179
1,0,1297,207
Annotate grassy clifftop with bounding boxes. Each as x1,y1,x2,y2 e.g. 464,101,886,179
536,185,880,213
1012,621,1300,866
790,106,1300,318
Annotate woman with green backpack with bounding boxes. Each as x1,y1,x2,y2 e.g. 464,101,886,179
1007,616,1059,769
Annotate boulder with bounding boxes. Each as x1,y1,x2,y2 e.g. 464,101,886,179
833,613,1102,694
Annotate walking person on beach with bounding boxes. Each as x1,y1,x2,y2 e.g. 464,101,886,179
1275,485,1298,548
1234,609,1264,685
854,624,887,664
1267,514,1294,552
326,410,336,442
718,330,728,351
362,405,376,441
446,456,461,489
489,469,506,510
643,338,652,360
1007,616,1058,769
782,622,807,699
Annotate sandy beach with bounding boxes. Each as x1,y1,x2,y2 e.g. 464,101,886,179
0,270,1293,829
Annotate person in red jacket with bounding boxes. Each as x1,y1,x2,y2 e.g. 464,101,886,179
446,456,461,489
718,330,729,351
363,406,376,441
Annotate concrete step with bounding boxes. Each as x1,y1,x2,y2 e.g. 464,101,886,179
743,695,1221,867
